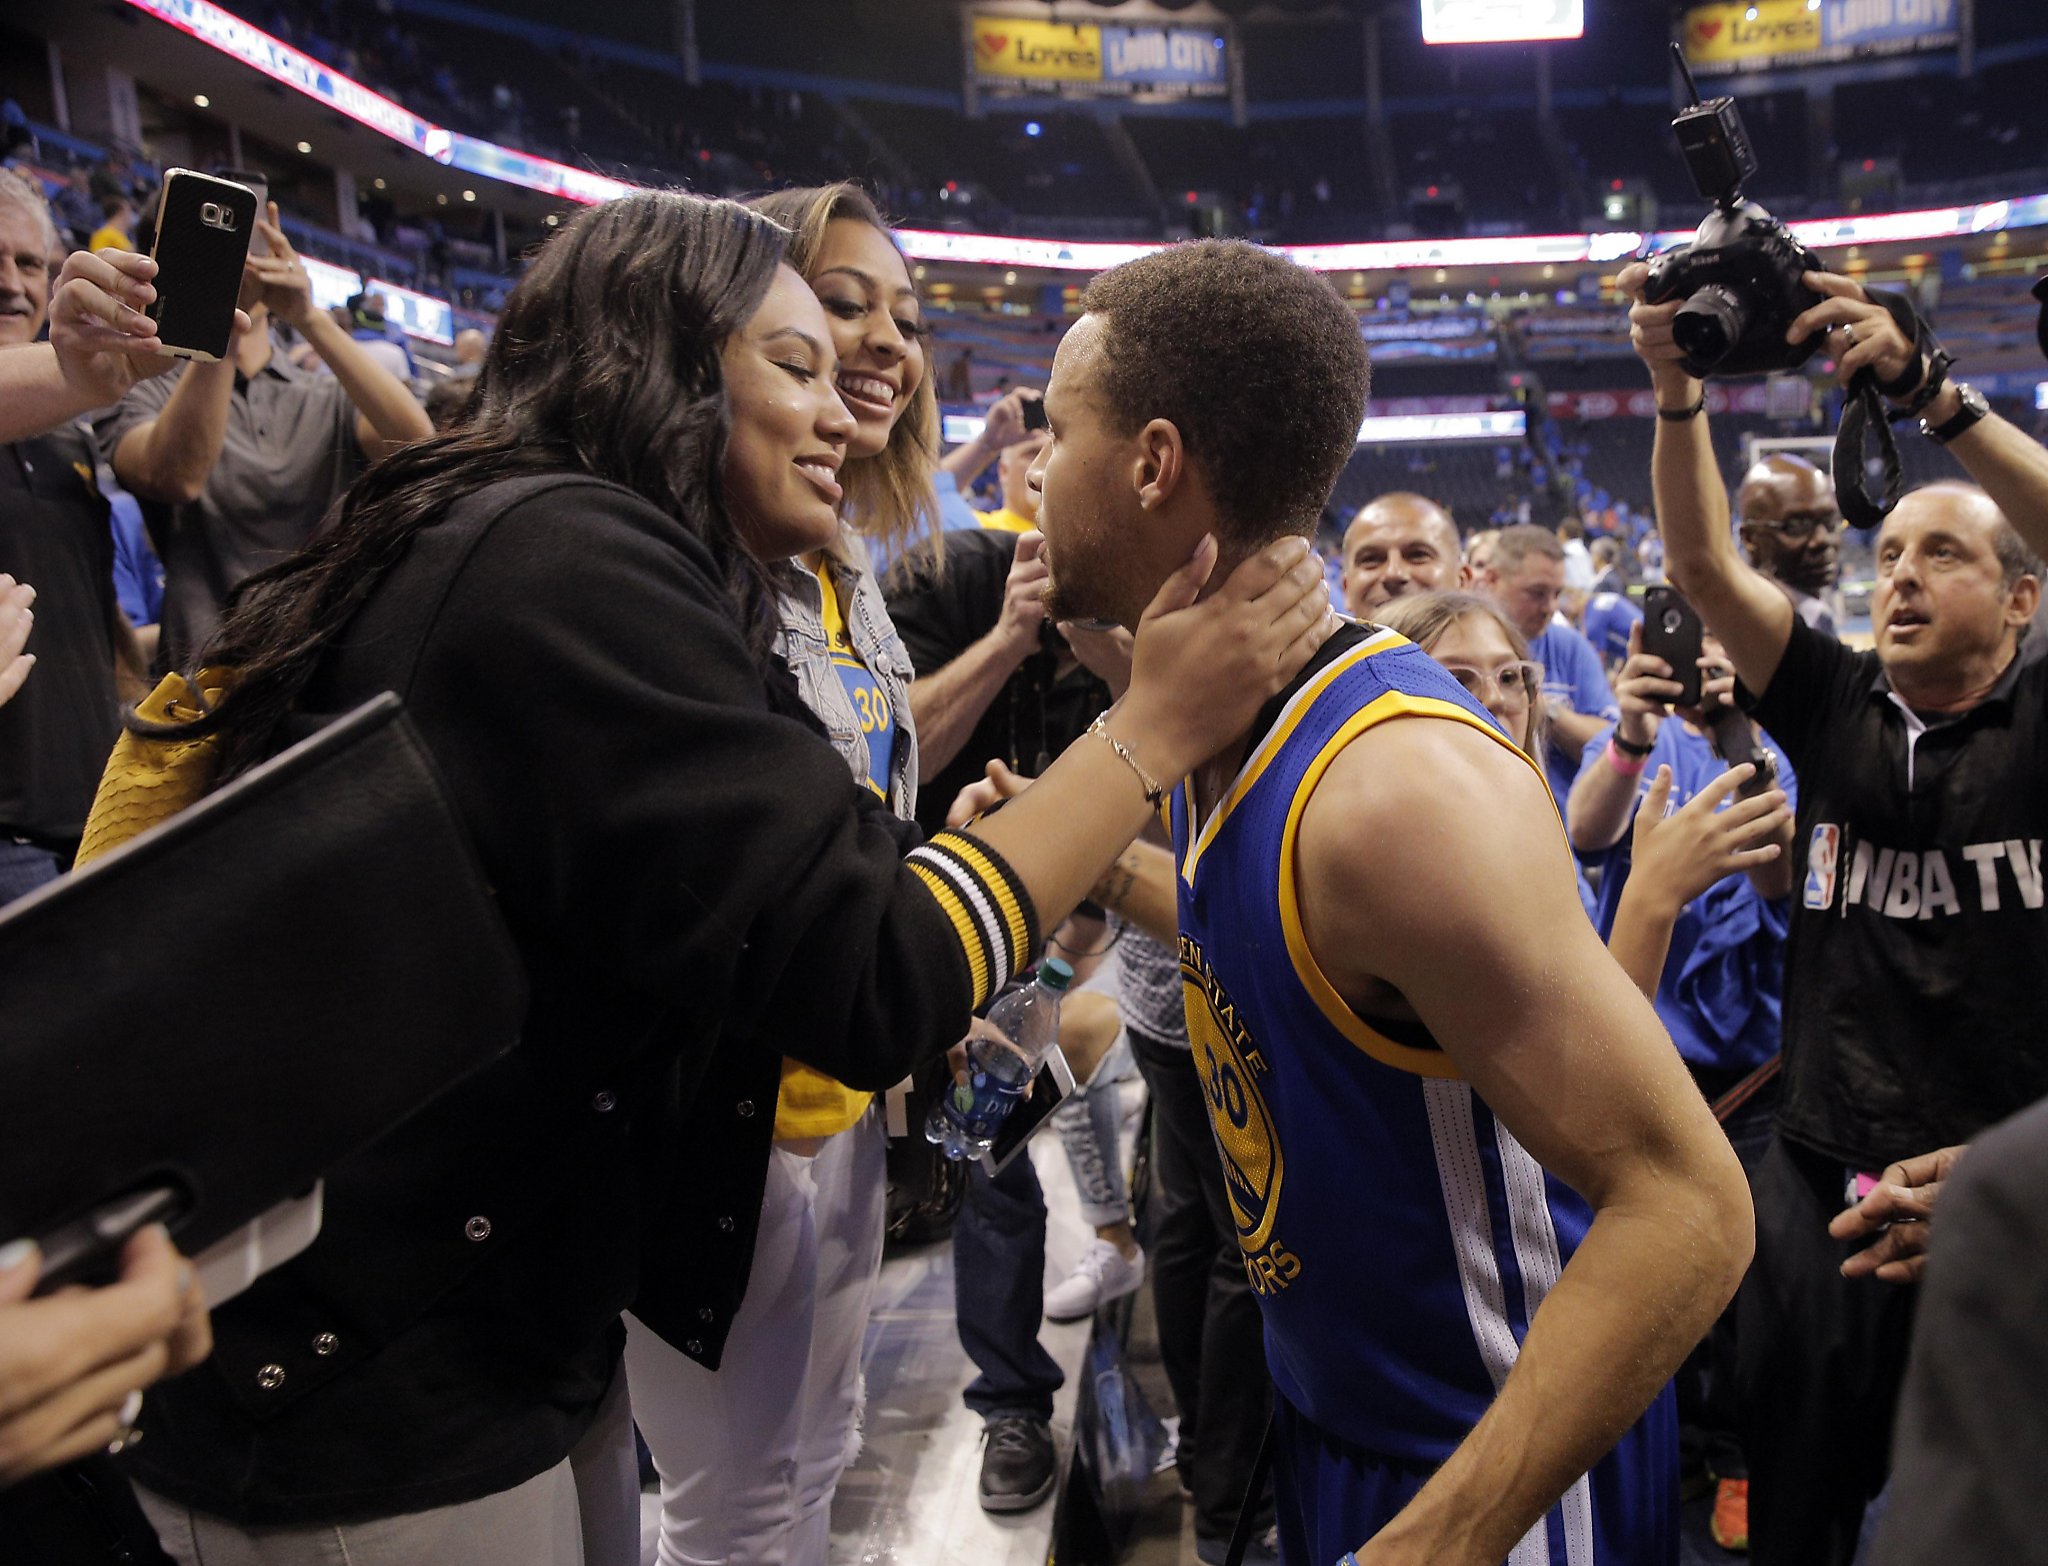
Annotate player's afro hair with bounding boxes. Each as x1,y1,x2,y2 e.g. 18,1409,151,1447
1078,240,1370,546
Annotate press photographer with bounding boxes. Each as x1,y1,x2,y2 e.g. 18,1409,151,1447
1622,243,2048,1564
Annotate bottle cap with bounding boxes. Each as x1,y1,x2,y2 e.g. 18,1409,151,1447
1038,957,1075,992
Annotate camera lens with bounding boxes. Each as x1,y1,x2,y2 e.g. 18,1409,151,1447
1672,283,1748,370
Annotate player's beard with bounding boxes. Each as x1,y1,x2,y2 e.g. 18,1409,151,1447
1039,538,1116,627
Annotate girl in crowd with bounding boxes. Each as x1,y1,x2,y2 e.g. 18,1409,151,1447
1375,591,1790,998
623,181,937,1566
109,191,1333,1565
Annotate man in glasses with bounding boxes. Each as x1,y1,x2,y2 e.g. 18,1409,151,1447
1736,454,1840,638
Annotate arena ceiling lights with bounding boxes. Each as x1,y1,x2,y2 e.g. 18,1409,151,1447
126,0,2048,278
1420,0,1586,45
118,0,634,207
895,193,2048,273
949,408,1528,447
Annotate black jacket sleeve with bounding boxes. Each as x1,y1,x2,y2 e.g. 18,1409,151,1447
884,528,1017,678
403,481,1034,1092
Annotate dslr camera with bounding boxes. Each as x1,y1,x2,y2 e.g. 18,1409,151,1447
1641,48,1823,379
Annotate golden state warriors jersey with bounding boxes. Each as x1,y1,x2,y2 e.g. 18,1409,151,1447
1170,622,1676,1563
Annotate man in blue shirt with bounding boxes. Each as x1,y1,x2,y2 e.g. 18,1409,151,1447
1475,523,1618,807
1584,586,1643,675
107,480,162,635
1564,626,1798,1549
1567,637,1796,1086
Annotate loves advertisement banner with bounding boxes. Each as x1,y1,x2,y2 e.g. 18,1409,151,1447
1681,0,1960,76
970,16,1103,85
970,13,1228,98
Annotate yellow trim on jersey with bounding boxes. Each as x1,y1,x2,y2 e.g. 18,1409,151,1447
975,507,1036,534
1179,626,1403,888
813,559,852,651
1276,690,1548,1078
908,860,991,1002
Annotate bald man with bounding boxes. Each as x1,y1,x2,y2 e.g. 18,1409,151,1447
1337,491,1465,615
450,327,488,381
1737,454,1840,637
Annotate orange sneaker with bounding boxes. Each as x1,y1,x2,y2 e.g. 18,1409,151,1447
1710,1477,1750,1553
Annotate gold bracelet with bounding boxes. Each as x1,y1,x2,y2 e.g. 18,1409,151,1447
1086,712,1166,808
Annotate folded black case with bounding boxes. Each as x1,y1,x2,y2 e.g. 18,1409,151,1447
0,694,526,1287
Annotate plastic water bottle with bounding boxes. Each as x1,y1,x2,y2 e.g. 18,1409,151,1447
925,958,1074,1161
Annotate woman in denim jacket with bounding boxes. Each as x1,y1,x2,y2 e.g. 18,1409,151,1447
625,183,942,1566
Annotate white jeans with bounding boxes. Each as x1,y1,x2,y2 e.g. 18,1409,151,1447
624,1108,888,1566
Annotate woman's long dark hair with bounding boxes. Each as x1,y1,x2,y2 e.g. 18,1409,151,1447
169,191,789,778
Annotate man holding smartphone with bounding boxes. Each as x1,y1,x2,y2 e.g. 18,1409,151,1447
95,199,431,670
0,171,162,903
1624,258,2048,1566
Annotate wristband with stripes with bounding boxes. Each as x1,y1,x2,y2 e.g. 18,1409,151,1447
904,830,1042,1010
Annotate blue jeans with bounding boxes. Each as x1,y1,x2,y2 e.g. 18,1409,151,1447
1051,1034,1133,1229
954,1148,1063,1423
0,837,63,907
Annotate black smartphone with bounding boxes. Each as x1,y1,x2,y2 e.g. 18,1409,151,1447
1641,585,1705,708
1021,394,1049,433
1707,707,1779,801
148,168,258,363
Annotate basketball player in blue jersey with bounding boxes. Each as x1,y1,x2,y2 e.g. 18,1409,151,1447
1022,241,1754,1566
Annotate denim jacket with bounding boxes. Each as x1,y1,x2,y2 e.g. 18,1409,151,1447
771,526,919,823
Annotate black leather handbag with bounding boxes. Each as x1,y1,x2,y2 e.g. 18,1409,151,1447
0,692,527,1290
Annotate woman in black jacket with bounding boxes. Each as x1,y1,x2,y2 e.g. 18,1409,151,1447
121,191,1332,1564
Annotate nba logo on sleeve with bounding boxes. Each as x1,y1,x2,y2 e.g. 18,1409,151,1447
1805,824,1840,910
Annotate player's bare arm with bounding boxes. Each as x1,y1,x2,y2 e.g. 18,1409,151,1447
1295,717,1753,1566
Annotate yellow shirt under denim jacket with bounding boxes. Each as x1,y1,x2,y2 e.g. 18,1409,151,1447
770,529,920,1141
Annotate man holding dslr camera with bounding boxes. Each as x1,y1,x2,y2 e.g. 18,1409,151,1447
1623,252,2048,1566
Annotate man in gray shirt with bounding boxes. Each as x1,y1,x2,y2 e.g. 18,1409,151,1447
95,203,431,667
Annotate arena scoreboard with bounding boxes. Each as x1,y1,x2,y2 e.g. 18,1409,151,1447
1420,0,1586,45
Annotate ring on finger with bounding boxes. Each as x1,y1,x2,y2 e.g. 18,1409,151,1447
105,1389,144,1456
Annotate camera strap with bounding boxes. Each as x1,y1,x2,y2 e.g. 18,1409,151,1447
1831,286,1929,529
1832,373,1902,530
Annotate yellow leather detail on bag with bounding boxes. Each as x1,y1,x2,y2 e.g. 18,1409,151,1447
75,668,239,869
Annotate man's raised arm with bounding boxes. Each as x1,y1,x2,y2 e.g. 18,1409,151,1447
1619,261,1796,698
1297,718,1753,1566
1778,269,2048,561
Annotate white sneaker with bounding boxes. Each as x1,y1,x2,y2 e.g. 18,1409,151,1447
1045,1238,1146,1322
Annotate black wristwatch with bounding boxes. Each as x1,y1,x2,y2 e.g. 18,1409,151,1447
1923,382,1989,445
